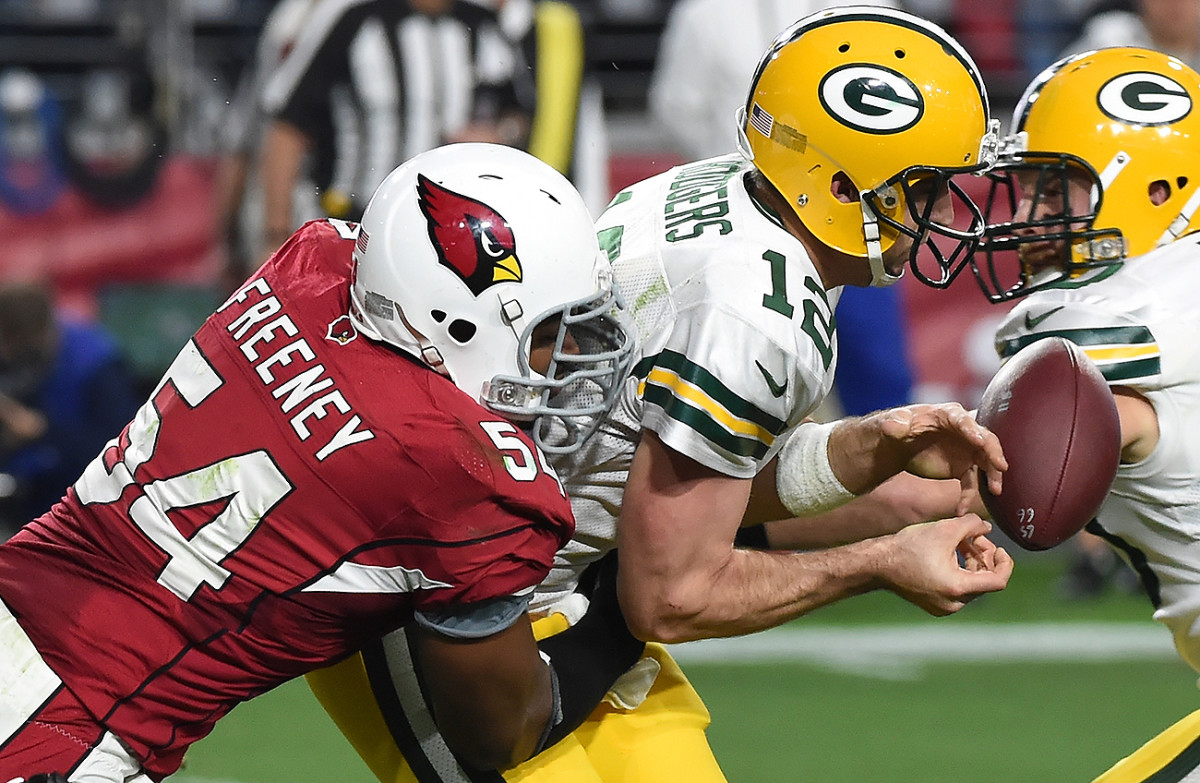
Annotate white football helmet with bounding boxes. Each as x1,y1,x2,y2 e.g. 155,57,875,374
349,143,635,454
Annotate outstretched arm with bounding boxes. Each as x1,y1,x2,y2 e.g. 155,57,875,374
615,431,1012,644
826,403,1006,499
749,471,969,550
742,403,1003,549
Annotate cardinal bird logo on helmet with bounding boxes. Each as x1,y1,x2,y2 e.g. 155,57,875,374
417,174,522,297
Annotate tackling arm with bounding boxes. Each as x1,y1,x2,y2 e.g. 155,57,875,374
410,614,552,770
411,555,644,770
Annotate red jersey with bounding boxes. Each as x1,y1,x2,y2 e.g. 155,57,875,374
0,220,573,776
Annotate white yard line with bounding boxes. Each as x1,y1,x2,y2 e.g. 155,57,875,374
669,622,1179,679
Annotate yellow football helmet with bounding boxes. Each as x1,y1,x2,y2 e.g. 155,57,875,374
736,6,999,288
976,47,1200,301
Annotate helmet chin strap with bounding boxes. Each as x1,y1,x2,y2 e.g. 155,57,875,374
1159,185,1200,247
861,197,902,287
394,306,450,378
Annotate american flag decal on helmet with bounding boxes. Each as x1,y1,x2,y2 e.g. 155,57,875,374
356,229,369,255
750,103,775,138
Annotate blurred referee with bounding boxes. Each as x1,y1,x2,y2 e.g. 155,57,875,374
258,0,533,260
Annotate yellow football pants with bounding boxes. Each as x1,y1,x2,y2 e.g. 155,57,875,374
305,614,726,783
1091,708,1200,782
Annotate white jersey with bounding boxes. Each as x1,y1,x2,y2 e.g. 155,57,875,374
994,233,1200,670
536,155,840,610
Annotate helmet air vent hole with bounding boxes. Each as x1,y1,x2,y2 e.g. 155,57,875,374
1178,176,1189,189
1149,179,1172,205
838,43,849,53
895,49,906,58
449,319,477,343
431,310,447,323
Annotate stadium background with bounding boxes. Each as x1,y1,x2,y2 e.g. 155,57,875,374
1,1,1192,780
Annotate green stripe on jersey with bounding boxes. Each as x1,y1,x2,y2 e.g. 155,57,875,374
997,326,1161,382
642,383,772,460
1098,356,1162,382
648,350,786,434
997,325,1155,357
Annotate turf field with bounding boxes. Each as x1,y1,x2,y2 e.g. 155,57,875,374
173,555,1198,783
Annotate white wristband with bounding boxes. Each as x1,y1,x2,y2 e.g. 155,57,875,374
775,420,856,517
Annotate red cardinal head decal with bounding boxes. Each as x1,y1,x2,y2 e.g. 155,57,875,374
325,314,358,345
417,174,522,297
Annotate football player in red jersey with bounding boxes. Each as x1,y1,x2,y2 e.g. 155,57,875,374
0,142,638,782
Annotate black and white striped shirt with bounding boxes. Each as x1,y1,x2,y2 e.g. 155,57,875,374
262,0,532,217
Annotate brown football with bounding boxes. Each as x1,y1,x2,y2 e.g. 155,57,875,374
976,336,1121,551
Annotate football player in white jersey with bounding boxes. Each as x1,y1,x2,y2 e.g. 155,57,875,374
306,7,1016,782
970,47,1200,783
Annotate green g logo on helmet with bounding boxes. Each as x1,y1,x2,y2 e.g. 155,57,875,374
819,64,924,134
1097,71,1191,126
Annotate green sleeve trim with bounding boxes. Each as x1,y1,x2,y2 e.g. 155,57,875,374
996,327,1161,382
997,325,1155,358
642,383,772,460
1096,357,1162,383
647,349,786,434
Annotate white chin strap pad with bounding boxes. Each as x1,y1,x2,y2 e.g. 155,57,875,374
861,198,902,288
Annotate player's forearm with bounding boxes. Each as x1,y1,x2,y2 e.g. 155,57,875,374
762,474,964,549
619,538,888,644
825,413,913,494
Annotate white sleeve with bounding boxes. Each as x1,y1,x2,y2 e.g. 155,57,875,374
638,303,820,479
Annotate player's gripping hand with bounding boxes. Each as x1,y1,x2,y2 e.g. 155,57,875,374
831,403,1006,505
874,513,1014,617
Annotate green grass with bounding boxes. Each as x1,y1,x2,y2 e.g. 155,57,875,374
690,659,1197,783
176,676,375,783
177,556,1193,783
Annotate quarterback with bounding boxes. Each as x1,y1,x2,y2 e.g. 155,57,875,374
308,7,1016,783
0,144,640,781
970,48,1200,782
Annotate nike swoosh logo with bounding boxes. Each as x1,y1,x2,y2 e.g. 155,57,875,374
755,360,787,398
1024,306,1065,330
